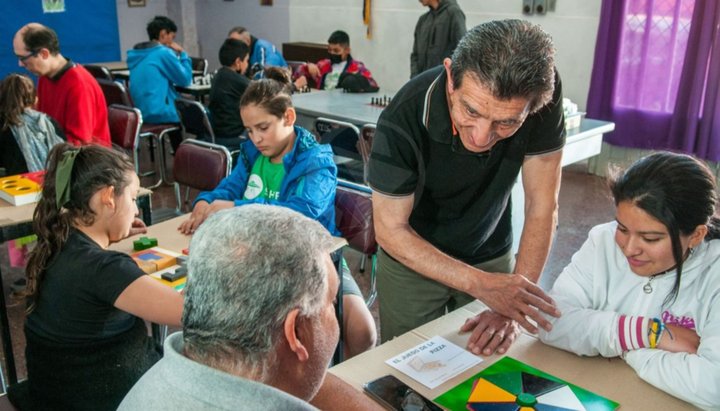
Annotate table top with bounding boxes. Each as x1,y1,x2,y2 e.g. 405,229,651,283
108,213,347,255
113,69,205,80
175,83,211,96
0,199,36,229
0,187,152,229
109,215,190,254
89,61,128,71
566,118,615,144
330,300,694,410
292,89,395,127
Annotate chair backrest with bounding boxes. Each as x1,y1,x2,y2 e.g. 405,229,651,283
84,64,113,81
97,78,133,107
173,139,231,192
359,124,375,183
315,117,366,183
190,57,208,76
107,104,143,151
174,97,215,143
335,181,377,255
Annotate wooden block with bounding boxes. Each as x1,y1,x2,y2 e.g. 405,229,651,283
133,236,158,251
131,248,178,273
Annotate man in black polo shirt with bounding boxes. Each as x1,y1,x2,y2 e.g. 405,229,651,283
369,20,563,353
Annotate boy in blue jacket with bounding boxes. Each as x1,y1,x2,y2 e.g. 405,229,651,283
178,77,377,359
127,16,192,150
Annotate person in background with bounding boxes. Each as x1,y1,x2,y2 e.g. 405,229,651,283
127,15,192,150
293,30,378,92
539,152,720,409
228,26,288,78
11,144,183,411
0,73,64,176
178,77,377,359
369,20,563,350
411,0,466,78
121,206,381,410
208,38,250,148
12,23,110,146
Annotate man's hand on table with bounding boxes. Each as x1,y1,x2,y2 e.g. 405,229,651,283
461,310,520,356
178,200,234,235
472,271,560,334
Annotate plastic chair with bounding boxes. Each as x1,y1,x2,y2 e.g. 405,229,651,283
97,79,179,187
107,104,153,179
97,78,133,107
334,180,378,307
83,64,113,81
174,97,216,143
313,117,365,185
359,124,375,184
172,139,232,213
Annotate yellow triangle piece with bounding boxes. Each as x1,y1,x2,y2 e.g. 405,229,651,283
520,408,535,411
468,378,516,402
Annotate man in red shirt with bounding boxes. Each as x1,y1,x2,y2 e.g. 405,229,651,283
12,23,110,147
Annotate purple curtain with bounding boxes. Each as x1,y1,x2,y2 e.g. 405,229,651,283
587,0,720,161
667,0,720,160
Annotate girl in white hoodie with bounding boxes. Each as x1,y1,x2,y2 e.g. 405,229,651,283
539,152,720,410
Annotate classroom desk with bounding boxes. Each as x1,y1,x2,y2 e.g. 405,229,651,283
89,61,128,71
293,89,394,130
0,188,153,387
112,69,206,83
329,300,695,410
108,214,350,362
174,83,211,102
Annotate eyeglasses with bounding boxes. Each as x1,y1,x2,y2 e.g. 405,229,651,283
17,50,39,63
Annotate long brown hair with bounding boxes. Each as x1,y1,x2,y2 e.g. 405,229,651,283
610,152,720,306
22,144,134,312
0,73,35,131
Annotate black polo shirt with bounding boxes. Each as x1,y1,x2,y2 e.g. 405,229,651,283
369,66,565,264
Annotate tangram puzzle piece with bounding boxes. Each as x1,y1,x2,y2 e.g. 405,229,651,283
133,236,158,251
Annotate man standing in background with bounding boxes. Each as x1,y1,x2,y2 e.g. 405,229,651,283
411,0,466,78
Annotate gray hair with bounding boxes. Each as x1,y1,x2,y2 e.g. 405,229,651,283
182,205,336,377
450,19,556,113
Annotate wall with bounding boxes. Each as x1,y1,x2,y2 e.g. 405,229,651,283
288,0,602,110
115,1,601,109
116,0,169,57
194,0,290,71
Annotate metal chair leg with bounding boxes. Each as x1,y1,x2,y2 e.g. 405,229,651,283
359,255,367,273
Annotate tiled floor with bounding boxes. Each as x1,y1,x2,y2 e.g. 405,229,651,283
0,147,616,382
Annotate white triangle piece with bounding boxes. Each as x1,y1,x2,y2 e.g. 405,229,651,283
535,385,587,411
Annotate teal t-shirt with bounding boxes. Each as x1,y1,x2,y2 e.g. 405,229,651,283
243,156,286,201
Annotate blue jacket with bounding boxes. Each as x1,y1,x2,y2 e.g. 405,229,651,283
195,126,339,235
127,42,192,124
250,36,288,69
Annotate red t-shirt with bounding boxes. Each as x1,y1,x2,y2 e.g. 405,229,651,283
37,63,110,147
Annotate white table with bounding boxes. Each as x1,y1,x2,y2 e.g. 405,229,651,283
330,300,695,410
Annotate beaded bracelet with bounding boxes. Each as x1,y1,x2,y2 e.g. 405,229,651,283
648,318,665,348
